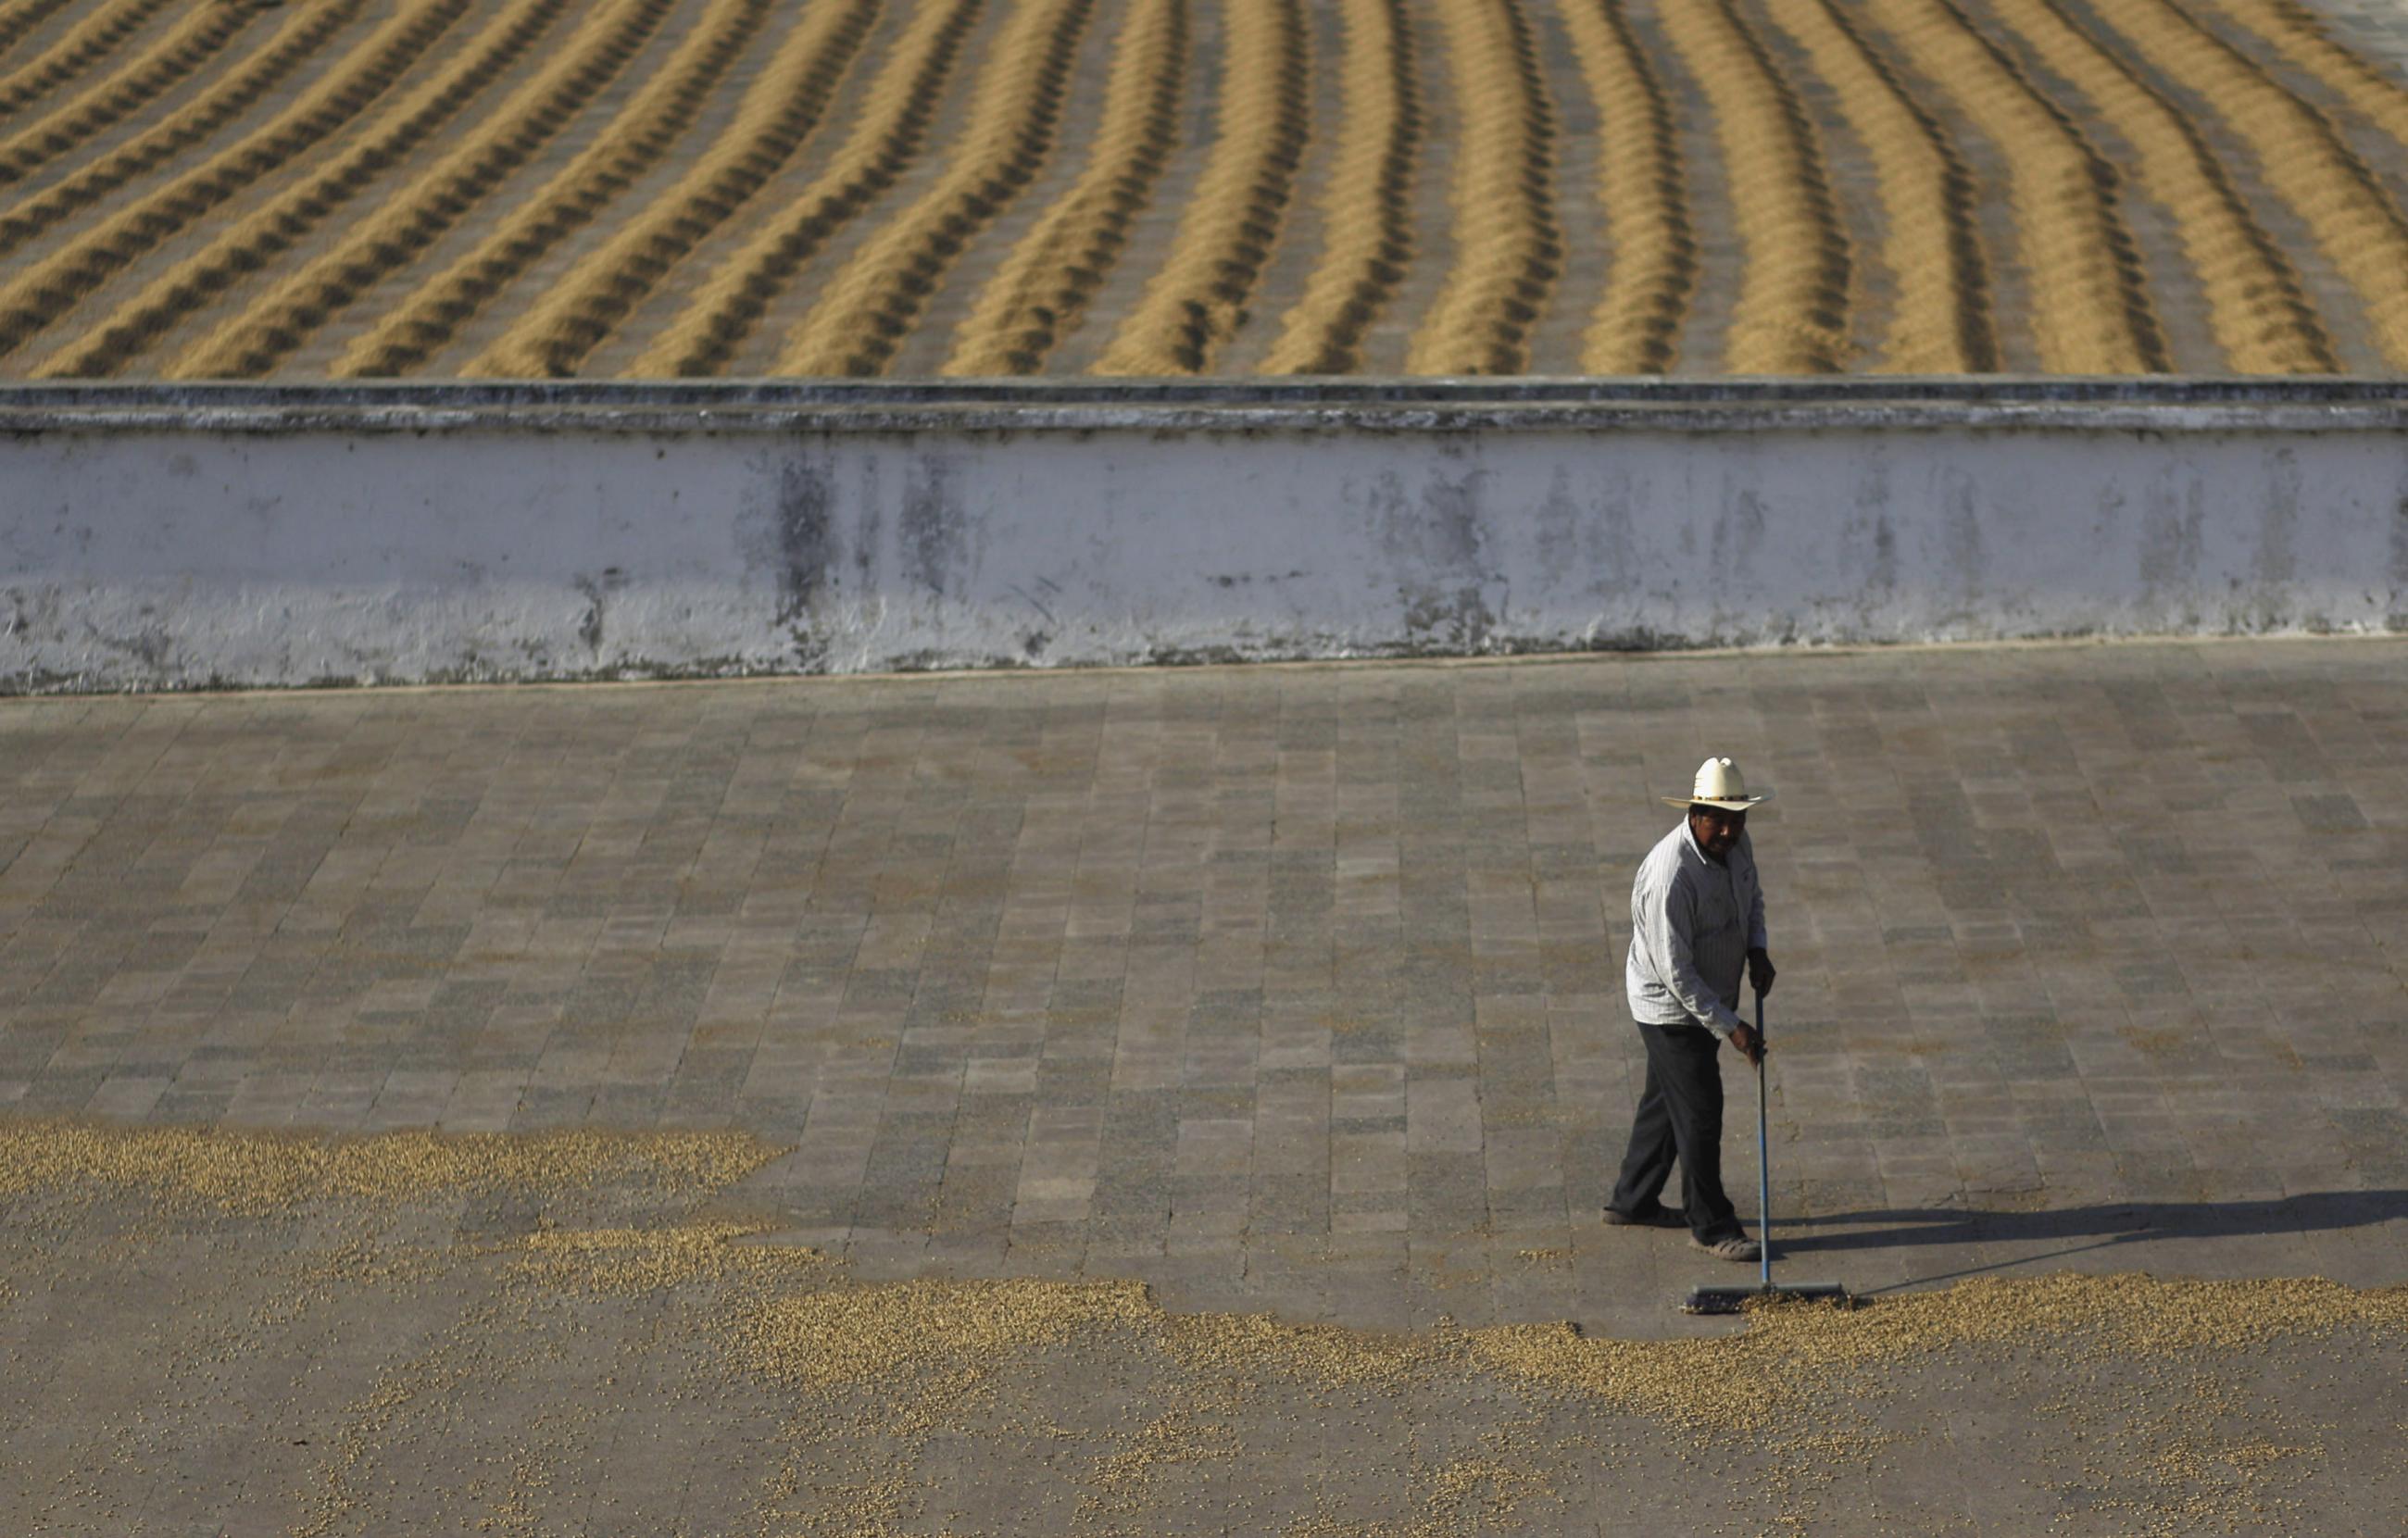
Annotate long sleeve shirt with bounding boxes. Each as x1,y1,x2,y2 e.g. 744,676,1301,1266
1625,819,1767,1039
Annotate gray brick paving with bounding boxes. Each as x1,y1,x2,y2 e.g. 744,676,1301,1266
3,639,2406,1340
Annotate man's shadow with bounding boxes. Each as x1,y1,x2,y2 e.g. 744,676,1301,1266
1772,1190,2408,1289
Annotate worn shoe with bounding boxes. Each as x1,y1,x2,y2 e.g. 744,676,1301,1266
1604,1203,1687,1230
1690,1232,1762,1262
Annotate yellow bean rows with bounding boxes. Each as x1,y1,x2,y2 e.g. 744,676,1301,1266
1866,0,2168,373
0,0,262,183
632,0,985,378
2214,0,2408,147
1091,0,1308,375
942,0,1185,376
0,0,365,259
2088,0,2408,366
3,0,2408,378
1660,0,1850,374
1561,0,1691,375
0,0,77,61
336,0,859,378
464,0,874,379
1400,0,1557,375
777,0,1097,376
28,0,583,378
1258,0,1416,374
1988,0,2333,373
0,0,172,118
1764,0,1995,373
166,0,686,380
0,0,478,359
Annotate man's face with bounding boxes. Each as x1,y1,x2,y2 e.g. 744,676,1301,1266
1688,806,1746,861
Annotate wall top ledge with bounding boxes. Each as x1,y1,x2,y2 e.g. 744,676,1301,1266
5,377,2406,436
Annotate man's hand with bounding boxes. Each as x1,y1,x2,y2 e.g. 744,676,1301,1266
1729,1022,1763,1066
1748,946,1776,999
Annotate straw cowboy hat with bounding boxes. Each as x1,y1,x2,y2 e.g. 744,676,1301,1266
1661,756,1774,811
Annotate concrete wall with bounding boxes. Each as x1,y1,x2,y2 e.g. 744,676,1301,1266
2,381,2403,690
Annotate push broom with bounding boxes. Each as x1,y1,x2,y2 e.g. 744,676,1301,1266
1683,989,1849,1315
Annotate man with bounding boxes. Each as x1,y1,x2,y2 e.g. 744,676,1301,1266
1606,756,1777,1261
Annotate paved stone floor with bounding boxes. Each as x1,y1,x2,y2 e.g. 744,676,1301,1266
4,639,2406,1533
5,639,2407,1329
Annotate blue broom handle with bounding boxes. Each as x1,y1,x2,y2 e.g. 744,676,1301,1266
1756,989,1771,1292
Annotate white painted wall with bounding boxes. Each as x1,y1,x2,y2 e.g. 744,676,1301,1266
2,387,2403,689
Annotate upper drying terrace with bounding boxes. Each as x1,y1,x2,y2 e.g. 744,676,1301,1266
3,0,2408,381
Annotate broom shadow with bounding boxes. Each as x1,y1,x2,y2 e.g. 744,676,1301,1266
1771,1189,2408,1256
1766,1190,2408,1295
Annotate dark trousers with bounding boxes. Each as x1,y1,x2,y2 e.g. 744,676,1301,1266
1609,1017,1742,1242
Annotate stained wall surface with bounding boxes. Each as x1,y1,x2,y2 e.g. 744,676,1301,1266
3,382,2404,690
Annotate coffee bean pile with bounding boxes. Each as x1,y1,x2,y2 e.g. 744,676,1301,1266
5,1119,2400,1535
